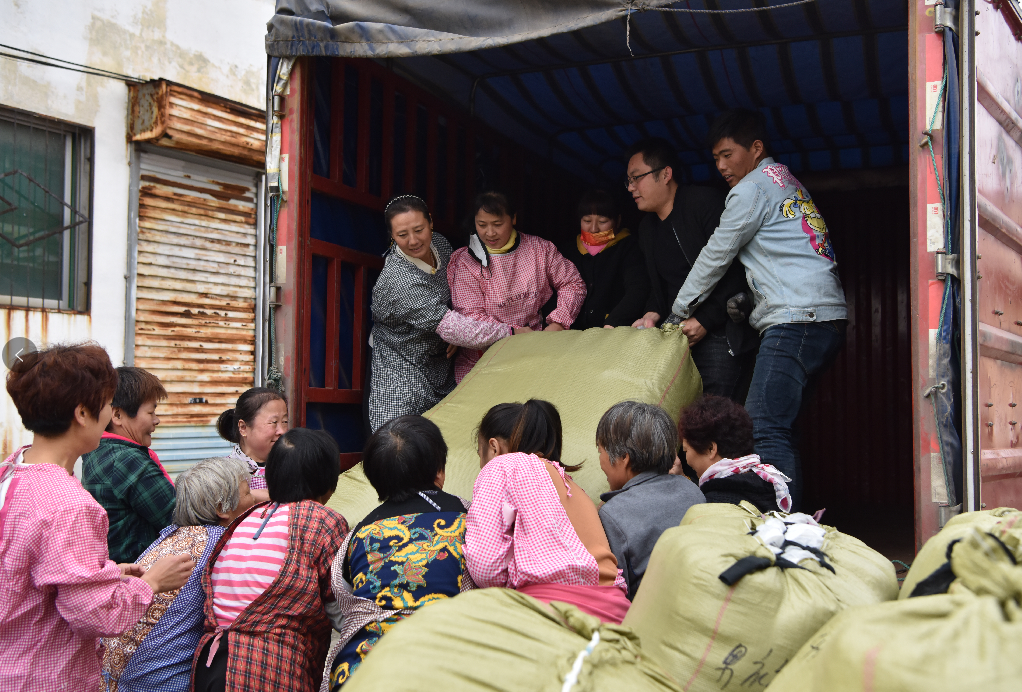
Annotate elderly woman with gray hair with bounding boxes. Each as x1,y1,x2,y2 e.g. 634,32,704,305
596,401,705,599
100,456,255,692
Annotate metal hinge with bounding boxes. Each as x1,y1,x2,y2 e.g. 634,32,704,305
268,283,284,307
934,2,957,32
937,503,962,528
935,251,959,279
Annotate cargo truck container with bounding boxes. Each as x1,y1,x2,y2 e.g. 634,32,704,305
259,0,1022,554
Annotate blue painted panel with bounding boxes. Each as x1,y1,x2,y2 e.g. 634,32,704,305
310,192,389,254
149,425,234,479
306,403,365,454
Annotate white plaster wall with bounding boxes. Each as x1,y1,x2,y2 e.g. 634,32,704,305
0,0,275,456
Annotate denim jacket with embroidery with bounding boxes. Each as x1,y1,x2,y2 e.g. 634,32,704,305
672,158,847,332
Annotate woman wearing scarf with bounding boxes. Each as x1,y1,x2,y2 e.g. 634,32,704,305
82,366,176,563
368,195,515,431
674,394,792,513
562,189,649,330
447,191,587,382
216,387,289,503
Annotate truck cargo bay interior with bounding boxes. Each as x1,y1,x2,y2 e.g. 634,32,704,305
267,1,1017,559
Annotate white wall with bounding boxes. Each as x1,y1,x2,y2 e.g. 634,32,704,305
0,0,275,456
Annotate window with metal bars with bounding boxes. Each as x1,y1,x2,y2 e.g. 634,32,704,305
0,107,92,311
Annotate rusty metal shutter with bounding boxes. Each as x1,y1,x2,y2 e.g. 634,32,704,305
134,152,257,426
128,81,266,169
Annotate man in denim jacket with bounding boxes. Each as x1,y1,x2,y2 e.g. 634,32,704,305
671,109,847,507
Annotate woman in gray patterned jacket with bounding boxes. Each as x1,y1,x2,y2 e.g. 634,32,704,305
367,195,523,432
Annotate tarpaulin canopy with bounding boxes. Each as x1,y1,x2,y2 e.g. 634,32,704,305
266,1,909,182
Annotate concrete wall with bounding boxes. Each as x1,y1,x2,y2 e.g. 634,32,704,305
0,0,274,456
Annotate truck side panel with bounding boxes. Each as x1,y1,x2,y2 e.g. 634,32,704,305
910,4,945,546
975,3,1022,507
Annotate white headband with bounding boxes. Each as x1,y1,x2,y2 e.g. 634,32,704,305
385,194,427,213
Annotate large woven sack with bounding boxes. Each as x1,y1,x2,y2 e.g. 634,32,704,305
899,506,1022,598
342,587,682,692
329,328,700,525
766,529,1022,691
623,503,898,692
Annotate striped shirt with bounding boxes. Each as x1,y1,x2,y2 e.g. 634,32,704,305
210,503,290,626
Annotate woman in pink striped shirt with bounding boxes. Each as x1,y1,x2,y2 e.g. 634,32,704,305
194,428,348,692
464,400,631,624
0,343,193,692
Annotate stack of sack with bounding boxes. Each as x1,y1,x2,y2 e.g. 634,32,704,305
767,514,1022,691
341,588,682,692
329,328,702,526
899,506,1022,598
624,502,899,691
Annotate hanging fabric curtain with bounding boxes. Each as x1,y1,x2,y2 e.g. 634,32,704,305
930,0,963,508
265,0,677,57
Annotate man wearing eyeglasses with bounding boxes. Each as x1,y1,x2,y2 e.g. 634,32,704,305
627,137,758,402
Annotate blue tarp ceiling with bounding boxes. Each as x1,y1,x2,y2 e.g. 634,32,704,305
267,1,909,183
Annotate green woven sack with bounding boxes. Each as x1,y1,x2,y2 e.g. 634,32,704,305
623,503,898,692
342,588,682,692
329,328,700,525
767,530,1022,691
899,507,1022,598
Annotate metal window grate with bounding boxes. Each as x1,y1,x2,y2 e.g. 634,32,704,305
0,107,92,311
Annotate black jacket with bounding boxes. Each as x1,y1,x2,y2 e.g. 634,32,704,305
637,185,758,354
700,472,779,514
563,231,650,330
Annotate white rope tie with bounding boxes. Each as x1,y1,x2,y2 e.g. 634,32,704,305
657,0,816,14
561,631,601,692
625,0,818,56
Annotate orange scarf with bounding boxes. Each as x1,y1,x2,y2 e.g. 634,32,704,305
580,228,615,247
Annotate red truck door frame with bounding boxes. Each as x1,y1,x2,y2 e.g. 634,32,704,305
273,57,550,469
910,0,1022,542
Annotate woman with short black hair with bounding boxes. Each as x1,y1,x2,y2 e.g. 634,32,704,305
563,189,649,330
675,395,792,513
447,191,586,381
195,428,349,692
82,366,175,563
323,416,473,690
360,414,448,502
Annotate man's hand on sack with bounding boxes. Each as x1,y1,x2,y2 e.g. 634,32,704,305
632,311,660,329
681,317,707,345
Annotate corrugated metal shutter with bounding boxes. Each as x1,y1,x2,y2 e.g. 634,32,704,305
150,425,234,479
135,152,257,426
128,81,266,168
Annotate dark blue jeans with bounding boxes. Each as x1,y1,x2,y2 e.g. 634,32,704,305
691,332,756,403
744,321,846,510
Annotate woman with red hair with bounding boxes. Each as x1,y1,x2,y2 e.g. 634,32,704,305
0,343,193,691
675,394,792,514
